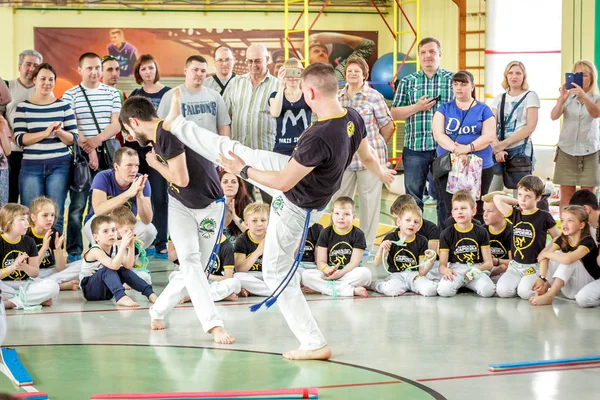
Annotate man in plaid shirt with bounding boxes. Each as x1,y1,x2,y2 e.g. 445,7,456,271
391,38,453,225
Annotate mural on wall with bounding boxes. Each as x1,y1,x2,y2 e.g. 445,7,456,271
34,27,379,97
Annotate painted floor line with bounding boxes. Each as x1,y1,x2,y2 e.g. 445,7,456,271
317,380,401,390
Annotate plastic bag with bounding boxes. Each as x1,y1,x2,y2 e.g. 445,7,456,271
446,153,483,200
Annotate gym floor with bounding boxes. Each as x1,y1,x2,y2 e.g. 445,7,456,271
1,192,599,399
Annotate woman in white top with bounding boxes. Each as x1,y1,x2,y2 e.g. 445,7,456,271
551,60,600,211
489,61,540,193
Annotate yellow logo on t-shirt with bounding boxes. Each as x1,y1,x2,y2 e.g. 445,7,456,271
347,121,355,137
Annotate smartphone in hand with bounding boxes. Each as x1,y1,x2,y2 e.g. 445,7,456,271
566,72,583,89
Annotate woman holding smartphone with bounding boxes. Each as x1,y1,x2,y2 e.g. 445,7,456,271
12,63,76,233
551,60,600,211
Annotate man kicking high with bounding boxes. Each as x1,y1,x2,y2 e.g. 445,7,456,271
121,63,394,360
119,97,234,344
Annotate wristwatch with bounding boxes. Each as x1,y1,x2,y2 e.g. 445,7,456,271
539,275,547,282
240,165,252,180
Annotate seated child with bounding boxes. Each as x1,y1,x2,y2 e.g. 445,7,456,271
302,197,372,298
530,205,600,306
437,190,496,298
372,203,438,297
299,223,324,271
234,202,271,296
569,189,600,243
169,235,242,302
79,215,157,307
493,175,560,299
481,192,513,283
26,197,81,291
0,204,59,309
111,206,152,285
390,195,439,252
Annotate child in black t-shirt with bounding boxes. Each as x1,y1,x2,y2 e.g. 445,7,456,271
372,204,437,297
494,176,560,299
234,202,271,296
301,197,372,297
530,205,600,306
298,223,324,278
390,194,439,253
0,204,59,310
437,191,496,298
481,192,512,283
569,189,600,244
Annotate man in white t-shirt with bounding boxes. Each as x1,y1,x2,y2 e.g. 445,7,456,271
62,52,122,262
158,55,230,136
0,49,43,203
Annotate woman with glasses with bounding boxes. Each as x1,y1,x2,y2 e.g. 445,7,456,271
129,54,171,258
12,63,76,233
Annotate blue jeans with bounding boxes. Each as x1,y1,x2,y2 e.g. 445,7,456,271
81,267,154,301
19,160,70,233
67,168,98,257
402,147,445,224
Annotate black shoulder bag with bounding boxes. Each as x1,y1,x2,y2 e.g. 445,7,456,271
79,84,116,170
499,91,532,189
69,141,91,192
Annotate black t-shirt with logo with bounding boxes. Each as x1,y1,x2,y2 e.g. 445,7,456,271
286,108,366,209
509,208,556,264
553,235,600,280
26,228,56,269
317,225,366,270
212,236,235,277
418,219,440,242
443,217,482,230
383,229,428,273
234,231,263,272
487,223,512,261
302,224,323,263
154,121,223,209
440,224,490,264
0,234,39,281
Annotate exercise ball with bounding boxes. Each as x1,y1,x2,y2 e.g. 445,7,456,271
370,52,416,100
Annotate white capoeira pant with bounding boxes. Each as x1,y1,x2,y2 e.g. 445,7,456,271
0,302,5,346
170,116,327,351
496,260,539,299
84,216,157,250
576,279,600,307
0,279,60,309
373,271,438,297
436,263,496,298
168,271,241,302
545,259,596,300
302,267,371,297
38,260,82,284
149,196,224,332
235,272,271,296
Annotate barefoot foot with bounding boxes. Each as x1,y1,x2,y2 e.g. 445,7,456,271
178,295,191,304
3,300,15,309
302,286,319,294
283,345,332,361
60,280,79,291
116,296,139,307
209,326,235,344
223,293,238,301
530,293,554,306
163,87,182,131
123,283,132,290
354,287,368,298
148,293,158,303
239,288,249,297
151,318,166,330
41,299,53,307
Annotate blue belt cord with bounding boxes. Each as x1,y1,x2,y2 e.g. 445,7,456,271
250,208,312,313
204,197,226,277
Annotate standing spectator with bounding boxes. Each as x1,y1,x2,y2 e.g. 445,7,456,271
391,38,453,224
0,80,10,105
551,60,600,211
0,50,43,203
432,71,496,223
269,58,311,157
489,61,540,193
333,56,393,250
222,44,278,203
62,52,122,262
158,55,230,137
101,55,127,104
12,64,76,233
204,46,236,96
107,29,137,77
220,170,252,245
130,54,171,258
0,116,11,206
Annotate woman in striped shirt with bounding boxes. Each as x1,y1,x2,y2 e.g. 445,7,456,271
13,63,76,233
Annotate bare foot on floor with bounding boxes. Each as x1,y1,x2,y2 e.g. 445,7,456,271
123,283,132,290
210,326,235,344
116,296,139,307
178,295,191,304
354,287,368,298
59,280,79,291
163,87,182,131
239,288,249,297
151,319,166,330
3,301,15,309
148,293,158,303
529,293,554,306
302,286,319,294
283,345,331,361
223,293,238,301
41,299,53,307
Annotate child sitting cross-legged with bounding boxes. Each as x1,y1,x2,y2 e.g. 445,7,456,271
481,191,513,283
437,190,496,298
372,203,438,297
111,206,152,285
79,215,158,307
301,197,372,298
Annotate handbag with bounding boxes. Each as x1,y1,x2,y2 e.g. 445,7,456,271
69,143,91,193
447,154,484,199
499,92,533,189
79,84,116,170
